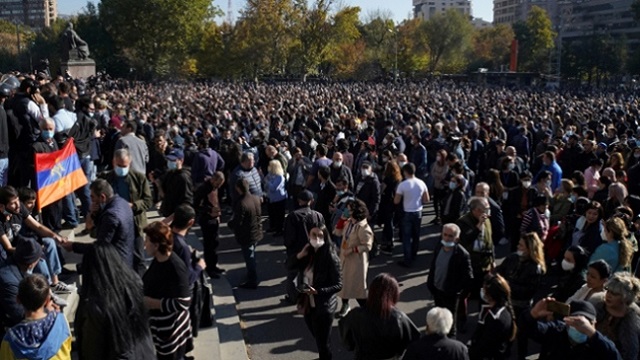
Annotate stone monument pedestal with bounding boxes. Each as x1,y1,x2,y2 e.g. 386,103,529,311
61,59,96,79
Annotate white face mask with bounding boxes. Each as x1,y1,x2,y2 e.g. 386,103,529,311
561,259,575,271
310,237,324,249
516,250,525,257
361,169,371,177
523,181,531,188
398,161,407,168
333,161,342,168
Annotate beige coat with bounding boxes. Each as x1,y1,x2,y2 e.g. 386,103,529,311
338,219,374,299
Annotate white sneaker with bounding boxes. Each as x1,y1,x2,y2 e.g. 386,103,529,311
50,292,68,308
498,238,510,246
52,281,77,294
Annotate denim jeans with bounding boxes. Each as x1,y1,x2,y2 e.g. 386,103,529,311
60,193,79,226
41,237,62,276
74,155,94,216
401,211,422,265
241,244,257,283
34,259,52,283
0,158,8,186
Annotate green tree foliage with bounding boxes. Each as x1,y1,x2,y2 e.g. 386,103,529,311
99,0,213,78
470,24,514,71
514,6,556,73
323,6,362,78
422,9,473,72
562,35,628,85
395,18,429,76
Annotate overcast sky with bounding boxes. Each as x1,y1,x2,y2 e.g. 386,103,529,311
59,0,494,23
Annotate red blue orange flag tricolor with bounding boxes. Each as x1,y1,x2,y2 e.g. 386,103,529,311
34,138,88,210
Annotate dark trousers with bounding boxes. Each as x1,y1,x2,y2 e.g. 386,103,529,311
433,188,446,218
41,200,62,231
268,199,286,232
401,211,422,265
241,244,257,284
304,307,334,360
432,288,461,338
200,217,220,270
381,213,394,247
156,344,187,360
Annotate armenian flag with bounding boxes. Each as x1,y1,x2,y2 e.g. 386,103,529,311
34,138,88,210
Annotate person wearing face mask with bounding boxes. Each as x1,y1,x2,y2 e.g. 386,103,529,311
287,225,342,360
426,223,473,339
589,217,634,272
70,96,97,222
329,151,354,191
158,148,194,217
31,117,63,231
115,120,149,175
98,148,152,271
469,274,517,360
523,298,621,359
495,233,546,359
441,174,467,225
61,179,139,270
521,194,551,244
354,162,381,223
551,246,589,302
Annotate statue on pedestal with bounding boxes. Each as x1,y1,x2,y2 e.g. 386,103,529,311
61,22,90,61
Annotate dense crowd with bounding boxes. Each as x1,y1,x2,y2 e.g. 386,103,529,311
0,72,640,360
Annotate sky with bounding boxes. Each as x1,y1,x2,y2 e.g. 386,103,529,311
59,0,494,23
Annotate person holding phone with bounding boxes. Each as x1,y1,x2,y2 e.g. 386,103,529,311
288,225,342,360
522,298,621,359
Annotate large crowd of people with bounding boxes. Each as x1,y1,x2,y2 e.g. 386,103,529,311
0,71,640,359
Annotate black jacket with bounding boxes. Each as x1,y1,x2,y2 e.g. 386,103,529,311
427,243,473,296
0,106,8,158
496,254,543,306
69,111,95,157
159,169,194,217
283,206,324,256
403,333,469,360
470,305,514,360
287,242,342,312
315,181,336,224
441,188,467,224
339,307,420,360
228,193,263,247
355,175,381,220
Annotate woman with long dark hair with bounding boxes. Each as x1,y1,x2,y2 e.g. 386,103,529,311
571,201,605,255
288,225,342,360
142,221,192,360
339,273,420,360
470,274,517,360
75,242,155,360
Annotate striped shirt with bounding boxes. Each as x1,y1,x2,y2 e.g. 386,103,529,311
143,253,192,356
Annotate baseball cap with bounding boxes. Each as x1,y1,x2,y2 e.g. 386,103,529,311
166,148,185,161
569,300,596,322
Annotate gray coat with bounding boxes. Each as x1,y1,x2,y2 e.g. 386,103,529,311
589,293,640,360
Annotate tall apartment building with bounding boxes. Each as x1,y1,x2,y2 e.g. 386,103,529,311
0,0,57,29
493,0,555,25
413,0,472,21
561,0,639,46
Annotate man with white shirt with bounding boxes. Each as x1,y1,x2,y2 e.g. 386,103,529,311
394,163,430,267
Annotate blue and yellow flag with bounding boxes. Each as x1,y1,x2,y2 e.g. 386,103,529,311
34,138,88,210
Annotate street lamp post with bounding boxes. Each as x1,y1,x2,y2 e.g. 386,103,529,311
388,27,399,82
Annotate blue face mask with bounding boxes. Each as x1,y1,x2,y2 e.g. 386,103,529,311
167,161,177,170
441,240,456,248
449,181,458,190
343,209,351,218
569,194,577,203
567,326,588,344
336,190,345,197
114,166,129,177
41,130,54,140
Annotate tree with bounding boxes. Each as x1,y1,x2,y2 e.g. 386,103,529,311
515,6,556,73
470,24,514,71
288,0,333,79
99,0,213,78
324,6,362,78
422,9,473,72
395,18,429,76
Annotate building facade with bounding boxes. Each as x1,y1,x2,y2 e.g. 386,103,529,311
561,0,639,47
413,0,472,21
0,0,57,29
493,0,555,25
